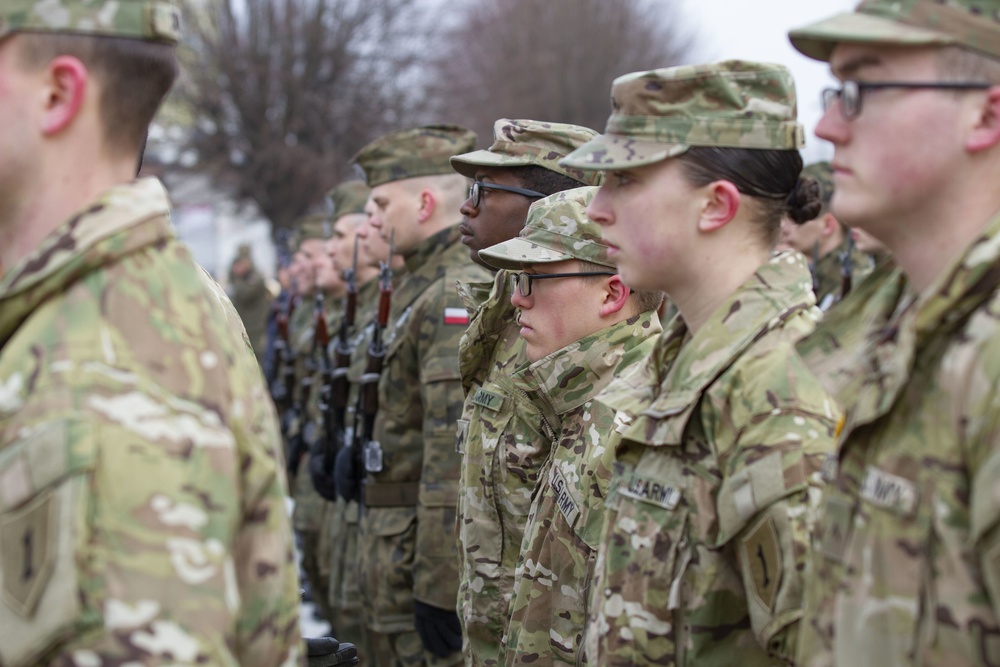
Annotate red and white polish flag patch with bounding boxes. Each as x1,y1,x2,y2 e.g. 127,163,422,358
444,307,470,325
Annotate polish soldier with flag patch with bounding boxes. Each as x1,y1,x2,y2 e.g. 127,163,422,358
351,125,489,666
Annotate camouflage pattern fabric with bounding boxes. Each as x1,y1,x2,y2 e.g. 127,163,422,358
794,210,1000,666
503,311,661,666
228,264,271,364
811,235,874,312
357,226,490,663
455,270,553,666
587,252,839,666
0,179,301,666
353,125,477,188
560,61,804,172
450,119,603,187
478,187,610,271
0,0,181,44
789,0,1000,62
327,181,370,219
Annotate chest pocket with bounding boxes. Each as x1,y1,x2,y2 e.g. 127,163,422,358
0,420,101,666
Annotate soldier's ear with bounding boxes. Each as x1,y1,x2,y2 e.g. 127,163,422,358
599,275,630,318
966,85,1000,153
697,180,740,233
417,189,437,224
39,55,88,137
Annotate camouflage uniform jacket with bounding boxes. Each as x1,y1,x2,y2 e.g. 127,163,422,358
456,270,555,666
794,210,1000,667
811,236,873,312
228,267,271,358
588,253,839,666
503,311,662,666
0,179,302,667
291,294,329,534
359,225,490,631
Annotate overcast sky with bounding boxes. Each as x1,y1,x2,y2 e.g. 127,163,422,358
678,0,857,163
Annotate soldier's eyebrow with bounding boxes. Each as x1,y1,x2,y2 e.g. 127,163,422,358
832,54,882,80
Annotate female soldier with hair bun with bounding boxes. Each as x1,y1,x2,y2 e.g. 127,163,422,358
560,61,840,666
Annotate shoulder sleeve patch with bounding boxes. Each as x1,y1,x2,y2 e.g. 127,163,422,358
739,515,782,613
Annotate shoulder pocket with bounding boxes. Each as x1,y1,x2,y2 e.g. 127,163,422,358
0,420,101,666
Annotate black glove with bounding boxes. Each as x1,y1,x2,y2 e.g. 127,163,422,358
413,599,462,658
305,636,359,667
335,444,359,502
308,437,339,502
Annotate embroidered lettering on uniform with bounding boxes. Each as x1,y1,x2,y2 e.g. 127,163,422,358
619,473,681,510
550,466,580,527
859,466,918,516
444,307,470,325
472,388,503,412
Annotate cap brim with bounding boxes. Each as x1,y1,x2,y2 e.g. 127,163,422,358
789,11,958,62
450,150,539,178
559,134,689,171
478,237,577,271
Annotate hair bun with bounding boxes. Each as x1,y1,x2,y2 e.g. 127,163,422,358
786,175,822,224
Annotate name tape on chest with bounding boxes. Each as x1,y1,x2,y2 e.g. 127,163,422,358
550,466,581,527
472,388,504,412
859,466,918,516
618,472,682,511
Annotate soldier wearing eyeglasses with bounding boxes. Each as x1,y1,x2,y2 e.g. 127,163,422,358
478,187,663,666
448,119,603,665
788,2,1000,665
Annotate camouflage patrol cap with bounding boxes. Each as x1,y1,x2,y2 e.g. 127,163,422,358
326,181,370,220
802,162,835,206
296,213,332,245
352,124,478,188
790,0,1000,62
450,118,603,186
479,187,614,271
561,60,805,172
0,0,181,45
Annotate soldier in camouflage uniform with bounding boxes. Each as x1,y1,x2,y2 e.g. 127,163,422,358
560,61,841,665
291,213,340,624
788,2,1000,665
228,243,271,364
477,188,663,665
318,180,378,660
778,162,872,310
448,118,602,666
351,125,490,666
0,2,303,665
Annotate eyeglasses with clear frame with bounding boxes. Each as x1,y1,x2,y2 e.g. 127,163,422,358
821,79,993,120
509,271,614,297
468,181,547,209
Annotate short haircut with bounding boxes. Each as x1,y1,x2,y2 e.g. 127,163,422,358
513,165,587,197
938,45,1000,83
17,32,178,158
578,259,665,315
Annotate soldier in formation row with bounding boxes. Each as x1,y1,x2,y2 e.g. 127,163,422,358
4,0,1000,666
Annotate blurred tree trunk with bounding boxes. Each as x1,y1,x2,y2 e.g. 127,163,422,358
177,0,427,232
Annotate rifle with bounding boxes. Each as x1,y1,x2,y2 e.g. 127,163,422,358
350,231,394,503
839,231,856,302
309,240,359,501
287,291,325,478
274,288,301,450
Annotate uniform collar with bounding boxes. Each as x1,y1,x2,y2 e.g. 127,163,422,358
0,179,173,347
514,310,661,417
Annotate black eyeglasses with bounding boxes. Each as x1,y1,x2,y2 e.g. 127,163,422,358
468,181,546,208
509,271,614,297
821,79,992,120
